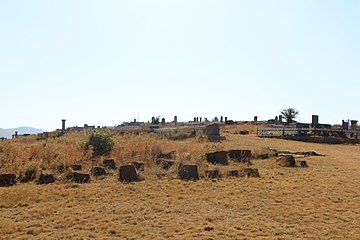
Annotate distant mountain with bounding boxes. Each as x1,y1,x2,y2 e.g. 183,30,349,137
0,127,45,139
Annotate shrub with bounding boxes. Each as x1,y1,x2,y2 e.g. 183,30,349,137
83,131,114,157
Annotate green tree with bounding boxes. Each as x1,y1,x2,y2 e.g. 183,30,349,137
281,107,299,123
83,131,114,157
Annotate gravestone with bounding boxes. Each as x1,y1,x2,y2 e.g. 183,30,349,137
119,165,139,182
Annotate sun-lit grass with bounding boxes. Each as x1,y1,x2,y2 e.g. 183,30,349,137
0,124,359,239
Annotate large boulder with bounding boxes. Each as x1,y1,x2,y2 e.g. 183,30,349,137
0,173,16,187
91,166,106,177
206,151,228,165
119,165,139,182
103,159,116,170
276,155,296,167
178,164,199,180
37,172,56,184
66,172,90,183
238,168,260,178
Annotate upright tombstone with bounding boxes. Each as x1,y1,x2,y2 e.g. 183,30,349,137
204,123,222,141
225,117,228,122
62,119,66,132
161,118,165,124
200,117,202,122
254,116,258,122
350,120,358,131
220,116,223,123
119,165,139,182
275,116,278,123
174,116,177,124
194,117,196,122
152,117,156,124
342,120,349,130
312,115,319,127
196,117,199,123
178,164,199,180
279,115,283,123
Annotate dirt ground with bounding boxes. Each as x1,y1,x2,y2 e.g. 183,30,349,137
0,131,359,239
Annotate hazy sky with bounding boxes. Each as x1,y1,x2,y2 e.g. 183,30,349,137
1,0,359,131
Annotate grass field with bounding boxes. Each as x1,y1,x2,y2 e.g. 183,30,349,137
0,125,359,239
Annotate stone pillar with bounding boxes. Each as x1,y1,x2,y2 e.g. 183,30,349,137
194,117,196,122
15,131,18,138
161,118,165,124
196,117,199,123
61,119,66,132
225,117,227,122
275,116,278,123
254,116,258,122
350,120,358,131
152,117,155,124
174,116,177,124
312,115,319,127
220,116,223,123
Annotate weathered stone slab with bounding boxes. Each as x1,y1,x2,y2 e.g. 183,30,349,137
178,164,199,180
206,151,228,165
228,150,251,163
276,155,296,167
119,165,139,182
239,168,260,178
156,159,176,170
103,159,116,170
66,172,90,183
38,172,56,184
91,166,106,177
0,173,16,187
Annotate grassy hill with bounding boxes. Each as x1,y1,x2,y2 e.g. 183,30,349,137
0,124,359,239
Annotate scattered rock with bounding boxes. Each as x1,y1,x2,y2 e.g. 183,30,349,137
119,165,139,182
205,169,220,179
91,166,106,177
103,159,116,170
239,168,260,178
0,173,16,187
156,159,176,170
206,151,228,165
66,172,90,183
299,160,308,168
276,155,296,167
132,161,145,172
20,168,37,183
239,130,249,135
178,164,199,180
37,172,56,184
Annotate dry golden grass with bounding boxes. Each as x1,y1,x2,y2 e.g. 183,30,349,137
0,124,359,239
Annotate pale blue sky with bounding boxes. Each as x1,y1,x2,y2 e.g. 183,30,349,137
1,0,359,131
